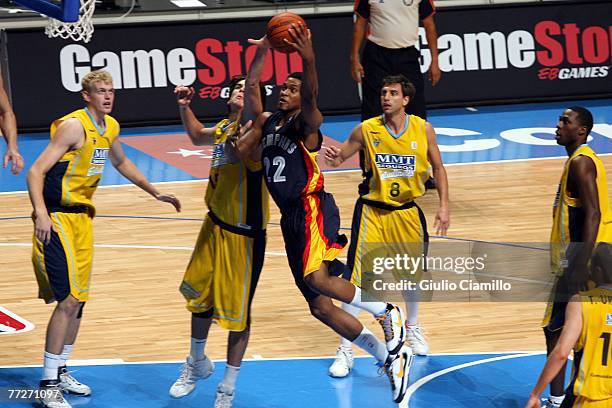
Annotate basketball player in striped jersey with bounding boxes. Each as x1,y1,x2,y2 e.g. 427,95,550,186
541,107,612,408
27,70,181,408
0,71,23,174
231,27,412,404
168,76,268,408
325,74,449,376
527,243,612,408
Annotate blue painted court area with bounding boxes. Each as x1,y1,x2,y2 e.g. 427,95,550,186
1,99,610,193
0,353,568,407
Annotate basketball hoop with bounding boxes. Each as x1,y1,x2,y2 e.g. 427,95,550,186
45,0,96,43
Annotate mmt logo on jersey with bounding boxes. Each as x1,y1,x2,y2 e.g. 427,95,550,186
376,154,416,178
91,148,109,165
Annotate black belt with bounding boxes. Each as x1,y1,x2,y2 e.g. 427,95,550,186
47,205,90,214
359,197,415,211
208,211,265,239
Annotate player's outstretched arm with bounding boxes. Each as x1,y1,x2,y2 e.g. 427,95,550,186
286,23,323,151
27,119,84,243
227,113,270,162
524,297,582,408
175,85,216,146
324,123,364,167
426,122,450,236
110,138,181,212
244,36,271,124
0,73,23,174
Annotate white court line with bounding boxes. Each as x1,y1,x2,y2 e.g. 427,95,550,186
1,153,609,196
402,352,544,408
0,242,287,256
0,351,547,369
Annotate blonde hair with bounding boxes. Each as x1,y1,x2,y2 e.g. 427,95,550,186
81,70,113,92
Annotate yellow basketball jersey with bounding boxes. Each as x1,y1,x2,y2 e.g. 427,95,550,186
205,119,269,231
43,108,119,216
359,114,429,207
550,145,612,274
570,287,612,402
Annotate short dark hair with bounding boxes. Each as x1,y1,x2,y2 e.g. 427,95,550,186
382,74,416,99
591,242,612,284
288,72,302,81
227,75,267,112
568,106,593,136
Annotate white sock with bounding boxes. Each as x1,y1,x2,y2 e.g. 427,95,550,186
60,344,73,367
549,395,564,404
220,364,240,391
42,351,62,381
405,301,419,326
190,337,207,360
340,303,360,350
349,287,387,317
351,327,388,365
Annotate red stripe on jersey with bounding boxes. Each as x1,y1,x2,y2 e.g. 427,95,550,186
302,197,313,273
301,143,316,196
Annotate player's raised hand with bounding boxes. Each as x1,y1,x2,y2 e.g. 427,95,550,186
286,24,314,61
434,206,450,236
156,193,181,212
4,146,24,175
248,35,272,50
174,86,195,107
324,145,342,167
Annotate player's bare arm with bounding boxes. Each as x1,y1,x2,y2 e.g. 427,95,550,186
426,122,450,236
324,123,364,167
286,24,323,151
109,138,181,212
421,15,441,86
27,119,84,244
244,36,270,124
229,112,270,162
525,297,582,408
175,85,216,145
0,73,23,174
567,155,600,287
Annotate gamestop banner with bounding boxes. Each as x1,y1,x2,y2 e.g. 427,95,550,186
2,15,355,129
423,0,611,104
2,1,611,130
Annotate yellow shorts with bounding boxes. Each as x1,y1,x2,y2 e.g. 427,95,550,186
180,212,265,331
32,212,93,303
348,199,428,287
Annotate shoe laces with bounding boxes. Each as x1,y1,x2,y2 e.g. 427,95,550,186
377,312,394,342
335,347,352,361
407,326,425,342
175,363,195,385
60,369,83,386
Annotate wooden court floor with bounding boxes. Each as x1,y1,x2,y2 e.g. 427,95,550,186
1,156,611,366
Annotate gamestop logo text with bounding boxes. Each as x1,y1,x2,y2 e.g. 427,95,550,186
418,20,610,80
59,41,303,96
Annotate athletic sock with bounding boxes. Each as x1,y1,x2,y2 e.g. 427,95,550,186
349,287,387,317
59,344,73,367
351,327,388,365
190,337,207,361
42,352,62,381
219,364,240,391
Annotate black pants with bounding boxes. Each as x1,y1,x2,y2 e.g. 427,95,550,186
361,40,426,121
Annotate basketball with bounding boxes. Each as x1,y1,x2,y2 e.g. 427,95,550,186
266,12,308,54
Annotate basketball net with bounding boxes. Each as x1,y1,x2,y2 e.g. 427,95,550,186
45,0,96,43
